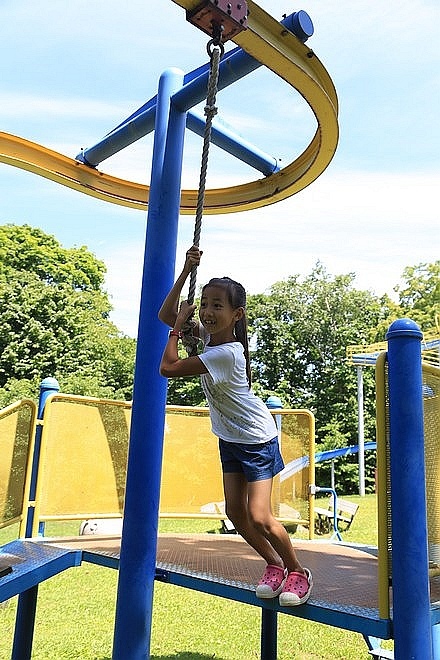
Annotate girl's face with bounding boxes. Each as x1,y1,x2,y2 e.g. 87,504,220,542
199,285,243,344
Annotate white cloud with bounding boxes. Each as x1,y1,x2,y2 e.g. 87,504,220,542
104,168,439,336
104,243,144,337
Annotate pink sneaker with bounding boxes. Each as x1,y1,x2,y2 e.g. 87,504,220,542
255,564,286,598
279,568,313,606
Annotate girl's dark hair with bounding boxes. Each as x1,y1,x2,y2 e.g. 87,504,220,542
201,277,252,387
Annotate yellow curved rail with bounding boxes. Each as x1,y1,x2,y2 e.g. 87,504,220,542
0,132,149,211
0,1,338,214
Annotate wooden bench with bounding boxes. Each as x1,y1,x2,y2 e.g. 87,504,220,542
314,497,359,536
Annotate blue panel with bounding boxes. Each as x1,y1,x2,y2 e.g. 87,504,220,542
0,540,81,603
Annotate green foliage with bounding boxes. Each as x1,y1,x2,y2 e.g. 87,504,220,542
395,260,440,331
2,223,436,495
0,224,135,406
0,376,41,406
166,342,206,406
246,264,389,494
0,224,106,291
166,376,206,407
247,264,382,445
370,261,440,341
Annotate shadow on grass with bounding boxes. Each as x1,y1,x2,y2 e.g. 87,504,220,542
151,655,227,659
98,655,226,660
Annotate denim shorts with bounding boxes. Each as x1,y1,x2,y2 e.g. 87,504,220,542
218,437,284,482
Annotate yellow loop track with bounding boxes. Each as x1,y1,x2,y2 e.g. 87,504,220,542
0,1,338,214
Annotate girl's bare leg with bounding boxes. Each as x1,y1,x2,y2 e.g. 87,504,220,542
223,472,282,566
247,477,303,574
223,473,303,573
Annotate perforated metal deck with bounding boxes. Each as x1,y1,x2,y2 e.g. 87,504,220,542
0,540,81,602
7,534,440,639
47,533,395,637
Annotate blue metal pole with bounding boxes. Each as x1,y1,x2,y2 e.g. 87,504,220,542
12,377,60,660
386,318,432,660
261,608,278,659
112,67,186,660
25,376,60,537
265,395,282,447
11,586,39,660
314,486,342,541
433,624,440,659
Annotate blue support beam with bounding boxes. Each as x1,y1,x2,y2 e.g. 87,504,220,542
12,377,61,660
386,318,432,660
261,609,278,660
75,12,307,172
186,110,279,175
111,67,187,660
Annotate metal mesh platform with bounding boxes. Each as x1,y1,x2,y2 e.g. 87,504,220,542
47,534,385,624
0,540,81,602
157,534,381,611
36,533,440,637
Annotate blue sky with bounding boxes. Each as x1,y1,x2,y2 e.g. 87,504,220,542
0,0,438,337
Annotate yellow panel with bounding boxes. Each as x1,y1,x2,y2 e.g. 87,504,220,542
0,0,338,214
376,359,440,619
33,396,314,532
161,408,223,513
161,408,314,527
0,400,36,529
35,395,131,528
423,363,440,560
375,352,391,620
275,410,314,525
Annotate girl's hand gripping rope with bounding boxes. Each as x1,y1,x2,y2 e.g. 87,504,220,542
181,246,203,356
184,245,203,273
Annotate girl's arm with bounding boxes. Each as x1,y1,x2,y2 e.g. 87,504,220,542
160,300,208,378
158,245,202,328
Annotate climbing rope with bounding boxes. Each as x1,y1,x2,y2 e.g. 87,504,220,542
182,31,224,357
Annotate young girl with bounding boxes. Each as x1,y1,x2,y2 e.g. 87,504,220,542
159,246,312,606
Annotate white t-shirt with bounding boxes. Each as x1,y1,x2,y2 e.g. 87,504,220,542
198,338,277,444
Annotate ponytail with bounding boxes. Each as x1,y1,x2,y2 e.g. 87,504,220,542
234,315,252,388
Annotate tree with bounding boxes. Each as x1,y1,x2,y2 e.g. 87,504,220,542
0,224,106,291
394,261,440,331
0,224,135,406
246,263,388,492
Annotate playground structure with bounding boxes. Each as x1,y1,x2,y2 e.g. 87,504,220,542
0,3,338,214
1,1,439,659
0,3,341,656
1,322,439,660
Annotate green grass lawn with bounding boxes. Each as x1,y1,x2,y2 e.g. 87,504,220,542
0,495,390,659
